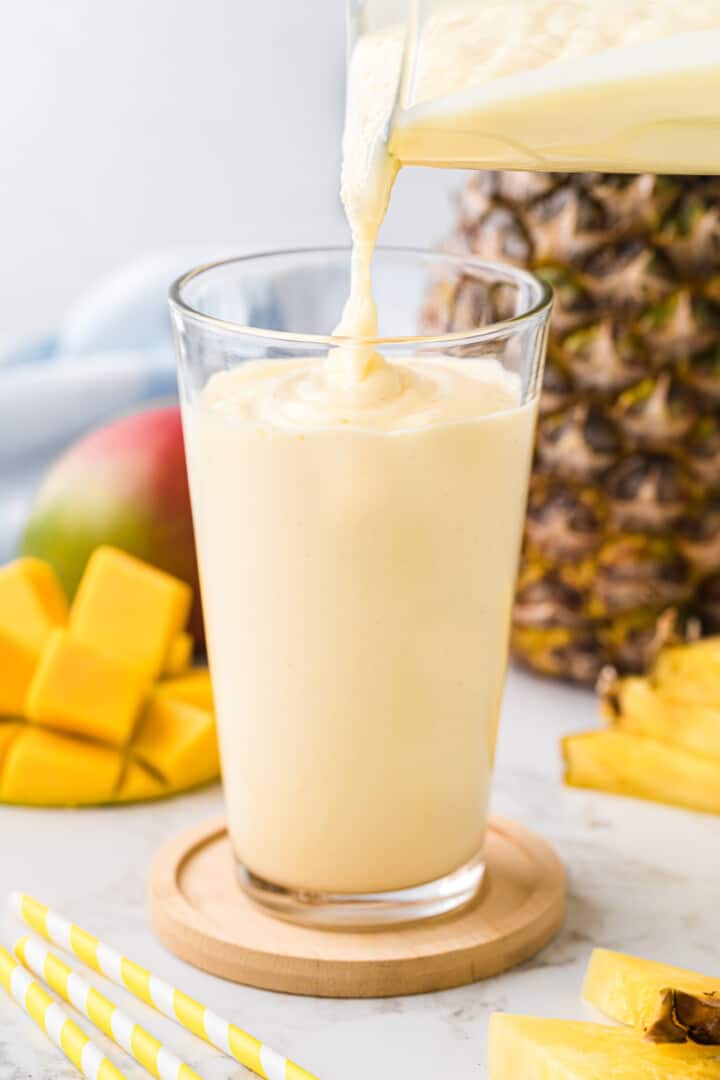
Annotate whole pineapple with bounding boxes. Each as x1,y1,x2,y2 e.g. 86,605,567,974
423,172,720,684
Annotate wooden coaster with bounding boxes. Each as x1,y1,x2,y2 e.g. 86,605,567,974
149,815,565,998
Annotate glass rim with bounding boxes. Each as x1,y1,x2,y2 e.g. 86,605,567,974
169,245,553,347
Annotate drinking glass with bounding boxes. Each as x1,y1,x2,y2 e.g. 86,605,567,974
170,247,551,927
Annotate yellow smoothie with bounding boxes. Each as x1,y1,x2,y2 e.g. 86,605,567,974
185,357,536,892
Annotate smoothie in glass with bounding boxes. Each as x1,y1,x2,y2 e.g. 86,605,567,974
172,248,550,924
184,353,536,895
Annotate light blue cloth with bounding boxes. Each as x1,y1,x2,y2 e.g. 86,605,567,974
0,250,219,559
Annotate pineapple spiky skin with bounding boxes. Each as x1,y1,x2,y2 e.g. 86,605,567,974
426,172,720,683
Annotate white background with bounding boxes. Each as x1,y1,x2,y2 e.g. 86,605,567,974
0,0,458,341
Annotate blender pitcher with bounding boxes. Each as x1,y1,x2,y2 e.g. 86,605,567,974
348,0,720,176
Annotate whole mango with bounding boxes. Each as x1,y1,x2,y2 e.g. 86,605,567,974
21,406,204,645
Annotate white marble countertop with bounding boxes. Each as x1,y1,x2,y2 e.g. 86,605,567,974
1,667,717,1080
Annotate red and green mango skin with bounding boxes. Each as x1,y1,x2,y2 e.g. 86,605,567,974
21,406,204,645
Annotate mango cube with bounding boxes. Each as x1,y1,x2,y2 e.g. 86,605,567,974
0,723,21,767
132,694,219,789
26,629,148,746
156,668,214,712
19,558,69,624
0,636,42,719
0,559,67,714
0,728,122,806
116,761,167,804
584,949,720,1044
0,559,66,649
70,547,192,678
488,1014,720,1079
162,632,194,677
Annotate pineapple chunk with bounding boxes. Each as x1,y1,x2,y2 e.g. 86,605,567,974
607,677,720,760
653,639,720,691
70,547,192,678
563,730,720,814
584,949,720,1045
488,1014,720,1079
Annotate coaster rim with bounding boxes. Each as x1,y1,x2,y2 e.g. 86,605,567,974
149,814,566,998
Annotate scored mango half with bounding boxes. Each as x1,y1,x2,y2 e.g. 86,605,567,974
488,1014,720,1079
0,551,219,807
584,949,720,1046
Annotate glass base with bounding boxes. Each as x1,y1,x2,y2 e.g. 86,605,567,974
236,853,486,929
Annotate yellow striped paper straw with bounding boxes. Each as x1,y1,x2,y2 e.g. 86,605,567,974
10,893,319,1080
0,944,125,1080
14,935,201,1080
